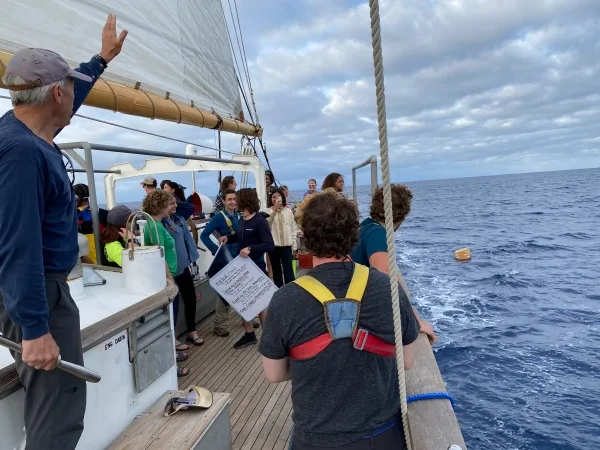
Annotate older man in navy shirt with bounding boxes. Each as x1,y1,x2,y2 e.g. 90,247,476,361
0,15,127,450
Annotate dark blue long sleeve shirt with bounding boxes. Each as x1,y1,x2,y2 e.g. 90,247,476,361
175,199,195,220
227,214,275,263
200,209,241,256
0,57,105,340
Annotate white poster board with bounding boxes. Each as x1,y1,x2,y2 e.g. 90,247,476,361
208,256,278,322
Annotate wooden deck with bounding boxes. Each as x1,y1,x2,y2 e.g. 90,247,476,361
178,309,293,450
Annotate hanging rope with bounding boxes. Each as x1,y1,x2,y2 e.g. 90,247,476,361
231,0,260,124
367,1,412,450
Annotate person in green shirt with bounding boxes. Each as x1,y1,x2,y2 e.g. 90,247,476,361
142,190,191,377
142,190,178,278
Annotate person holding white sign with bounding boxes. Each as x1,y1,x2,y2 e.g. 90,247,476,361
220,188,275,349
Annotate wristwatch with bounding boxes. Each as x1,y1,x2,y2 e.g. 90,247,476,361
246,246,251,253
93,54,108,69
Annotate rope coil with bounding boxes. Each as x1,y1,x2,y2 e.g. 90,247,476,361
367,1,412,449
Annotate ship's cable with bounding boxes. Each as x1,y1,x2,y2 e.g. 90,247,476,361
367,1,412,449
231,0,260,125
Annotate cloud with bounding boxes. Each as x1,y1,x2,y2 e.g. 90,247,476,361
2,0,600,203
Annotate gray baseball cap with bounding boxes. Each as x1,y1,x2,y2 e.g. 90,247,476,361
140,176,157,187
3,48,92,91
107,205,133,227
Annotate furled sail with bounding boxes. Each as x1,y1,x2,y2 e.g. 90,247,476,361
0,0,261,136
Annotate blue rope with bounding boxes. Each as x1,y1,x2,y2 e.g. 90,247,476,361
406,392,455,410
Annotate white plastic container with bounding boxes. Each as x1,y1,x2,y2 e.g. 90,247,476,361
121,212,167,296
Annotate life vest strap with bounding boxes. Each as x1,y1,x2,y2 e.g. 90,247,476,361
220,210,236,234
289,328,395,360
293,263,370,304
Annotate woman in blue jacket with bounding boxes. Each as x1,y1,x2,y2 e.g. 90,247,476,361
162,194,203,348
200,188,241,337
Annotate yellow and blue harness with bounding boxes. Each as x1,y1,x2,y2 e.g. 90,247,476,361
289,263,396,360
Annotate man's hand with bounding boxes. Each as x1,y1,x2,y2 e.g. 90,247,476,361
99,14,128,64
240,247,251,258
21,333,60,371
218,236,228,244
418,319,437,345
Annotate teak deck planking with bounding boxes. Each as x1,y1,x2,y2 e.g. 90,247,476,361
178,308,292,450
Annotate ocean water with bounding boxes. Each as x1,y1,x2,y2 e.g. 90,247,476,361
340,168,598,450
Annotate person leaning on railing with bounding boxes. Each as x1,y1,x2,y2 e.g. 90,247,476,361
350,184,437,344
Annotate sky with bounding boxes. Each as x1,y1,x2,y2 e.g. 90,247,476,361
2,0,600,203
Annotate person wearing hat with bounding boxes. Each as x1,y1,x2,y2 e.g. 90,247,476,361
100,205,135,268
0,14,127,449
141,175,158,195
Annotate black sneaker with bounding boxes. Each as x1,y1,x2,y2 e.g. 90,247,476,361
234,332,257,349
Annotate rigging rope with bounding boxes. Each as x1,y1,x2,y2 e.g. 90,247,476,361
231,0,260,124
367,1,412,449
223,0,253,116
221,5,254,124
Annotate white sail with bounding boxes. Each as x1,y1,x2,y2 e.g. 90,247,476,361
0,0,243,120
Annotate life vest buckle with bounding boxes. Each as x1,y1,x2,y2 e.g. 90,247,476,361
353,328,369,351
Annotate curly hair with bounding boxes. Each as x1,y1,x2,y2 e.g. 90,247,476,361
370,184,413,225
142,189,174,216
268,188,287,208
301,191,359,258
322,172,343,191
236,188,260,213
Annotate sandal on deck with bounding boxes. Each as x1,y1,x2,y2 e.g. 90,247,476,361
177,366,190,377
176,351,188,362
186,335,204,346
175,341,190,352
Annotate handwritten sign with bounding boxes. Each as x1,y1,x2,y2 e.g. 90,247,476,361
209,256,278,322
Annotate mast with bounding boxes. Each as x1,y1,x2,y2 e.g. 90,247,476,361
0,52,262,137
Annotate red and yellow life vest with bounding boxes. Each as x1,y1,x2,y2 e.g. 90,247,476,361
289,263,396,360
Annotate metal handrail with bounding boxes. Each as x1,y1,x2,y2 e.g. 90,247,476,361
351,155,378,200
57,141,253,264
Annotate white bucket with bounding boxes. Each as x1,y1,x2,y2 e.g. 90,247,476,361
121,212,167,296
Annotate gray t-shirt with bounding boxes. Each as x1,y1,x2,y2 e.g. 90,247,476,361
259,261,419,447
